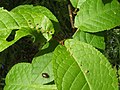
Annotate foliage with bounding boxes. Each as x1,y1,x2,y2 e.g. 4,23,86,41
53,39,117,90
0,0,120,90
74,0,120,32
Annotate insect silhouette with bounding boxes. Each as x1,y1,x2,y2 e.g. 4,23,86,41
42,73,49,78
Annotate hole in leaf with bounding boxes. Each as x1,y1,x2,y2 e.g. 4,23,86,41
46,31,49,34
36,23,39,26
85,70,89,74
49,31,53,34
28,20,31,23
38,27,42,30
6,30,17,42
28,20,35,29
35,24,42,30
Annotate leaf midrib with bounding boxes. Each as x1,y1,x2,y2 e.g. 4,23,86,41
66,46,92,90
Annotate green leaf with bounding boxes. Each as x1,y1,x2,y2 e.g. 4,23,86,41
73,29,105,49
11,5,57,22
4,63,57,90
70,0,86,8
10,10,54,41
53,39,118,90
0,5,55,52
32,39,58,84
0,28,31,52
32,53,54,85
4,40,58,90
11,5,61,34
75,0,120,32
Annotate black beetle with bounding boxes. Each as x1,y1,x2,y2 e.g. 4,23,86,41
42,73,49,78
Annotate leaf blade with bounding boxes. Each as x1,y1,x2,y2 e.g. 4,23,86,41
4,63,57,90
4,40,59,90
73,29,105,49
70,0,86,8
0,5,55,52
53,39,118,90
53,45,89,90
75,0,120,32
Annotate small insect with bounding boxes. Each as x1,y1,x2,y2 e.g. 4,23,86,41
42,73,49,78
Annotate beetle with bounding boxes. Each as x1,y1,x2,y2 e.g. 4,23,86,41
42,73,49,78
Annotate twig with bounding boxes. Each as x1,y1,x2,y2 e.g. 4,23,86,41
68,3,74,31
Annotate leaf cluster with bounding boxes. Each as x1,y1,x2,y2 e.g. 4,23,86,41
0,0,120,90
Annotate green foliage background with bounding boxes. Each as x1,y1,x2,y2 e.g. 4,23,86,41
0,0,71,89
0,0,120,90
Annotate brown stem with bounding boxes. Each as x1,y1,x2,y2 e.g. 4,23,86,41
68,4,74,29
68,1,77,33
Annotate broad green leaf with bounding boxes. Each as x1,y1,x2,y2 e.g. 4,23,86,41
32,53,54,85
10,10,54,41
11,5,57,22
0,6,55,52
4,63,57,90
0,28,31,52
32,39,58,84
11,5,61,34
75,0,120,32
73,29,105,49
70,0,86,8
118,67,120,84
53,39,118,90
4,40,58,90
